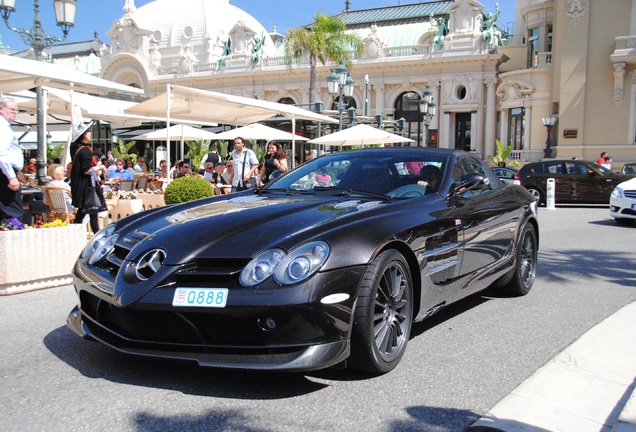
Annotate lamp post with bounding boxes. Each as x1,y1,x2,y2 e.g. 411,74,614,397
327,62,355,131
418,86,436,147
541,116,558,158
0,0,77,185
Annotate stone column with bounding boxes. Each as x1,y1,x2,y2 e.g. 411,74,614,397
484,76,498,158
375,84,385,117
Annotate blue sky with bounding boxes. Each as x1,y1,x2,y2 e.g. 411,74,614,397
1,0,514,52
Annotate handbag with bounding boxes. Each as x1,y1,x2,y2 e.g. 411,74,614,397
236,151,257,191
83,168,107,214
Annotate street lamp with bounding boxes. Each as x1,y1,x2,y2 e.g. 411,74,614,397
0,0,78,185
542,116,558,158
418,86,436,147
327,62,355,130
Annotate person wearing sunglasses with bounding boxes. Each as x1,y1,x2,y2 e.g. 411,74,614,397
0,97,27,223
174,160,192,178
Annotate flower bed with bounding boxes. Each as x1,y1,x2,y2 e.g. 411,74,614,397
0,224,88,295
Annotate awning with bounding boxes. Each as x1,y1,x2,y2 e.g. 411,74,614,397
0,54,143,96
125,85,338,126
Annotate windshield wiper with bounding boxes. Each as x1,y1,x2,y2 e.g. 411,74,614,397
313,186,392,201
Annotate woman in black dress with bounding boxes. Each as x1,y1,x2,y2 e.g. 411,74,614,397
260,140,288,184
70,122,104,234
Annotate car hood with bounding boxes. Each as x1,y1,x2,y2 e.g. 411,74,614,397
616,176,636,189
117,193,391,265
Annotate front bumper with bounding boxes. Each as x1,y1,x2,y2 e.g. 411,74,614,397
67,265,365,372
610,197,636,220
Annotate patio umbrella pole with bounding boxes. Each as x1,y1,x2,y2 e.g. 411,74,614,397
166,84,171,184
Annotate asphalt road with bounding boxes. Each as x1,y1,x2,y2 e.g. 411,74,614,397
1,207,634,432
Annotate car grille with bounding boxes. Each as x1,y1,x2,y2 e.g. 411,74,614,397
624,189,636,199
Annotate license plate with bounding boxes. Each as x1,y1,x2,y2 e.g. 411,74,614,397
172,288,228,308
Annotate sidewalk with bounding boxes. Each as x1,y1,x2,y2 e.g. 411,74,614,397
468,302,636,432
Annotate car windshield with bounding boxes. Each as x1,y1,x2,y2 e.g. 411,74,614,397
263,151,448,199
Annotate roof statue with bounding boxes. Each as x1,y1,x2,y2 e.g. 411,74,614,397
481,3,502,49
430,13,448,52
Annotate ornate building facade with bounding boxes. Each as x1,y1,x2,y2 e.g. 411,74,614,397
98,0,636,164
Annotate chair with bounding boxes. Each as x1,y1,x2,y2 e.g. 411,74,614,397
135,175,149,190
44,187,75,223
117,179,135,191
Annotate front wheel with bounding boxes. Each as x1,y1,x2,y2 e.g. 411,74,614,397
350,250,413,374
501,223,538,296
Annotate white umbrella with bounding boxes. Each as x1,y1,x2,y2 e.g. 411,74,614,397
133,124,219,141
125,85,338,174
308,124,415,146
213,123,309,141
133,124,219,161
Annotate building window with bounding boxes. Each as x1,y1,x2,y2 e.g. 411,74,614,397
527,27,539,67
508,107,525,150
278,97,296,105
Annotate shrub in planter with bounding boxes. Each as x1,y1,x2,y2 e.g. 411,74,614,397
164,176,214,204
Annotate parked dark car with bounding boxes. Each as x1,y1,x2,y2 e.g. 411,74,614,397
621,162,636,174
491,166,519,184
516,159,633,204
68,148,539,374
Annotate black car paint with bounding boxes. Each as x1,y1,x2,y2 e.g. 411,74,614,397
68,148,538,372
517,159,633,204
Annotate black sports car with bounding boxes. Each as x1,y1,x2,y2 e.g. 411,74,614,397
68,148,539,374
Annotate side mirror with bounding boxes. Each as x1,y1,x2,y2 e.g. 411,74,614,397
450,172,489,196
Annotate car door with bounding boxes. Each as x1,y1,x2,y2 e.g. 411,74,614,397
563,161,600,202
451,156,520,296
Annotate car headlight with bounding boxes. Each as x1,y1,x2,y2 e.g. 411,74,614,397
240,241,330,287
81,223,117,263
274,242,329,285
611,187,624,199
240,249,285,286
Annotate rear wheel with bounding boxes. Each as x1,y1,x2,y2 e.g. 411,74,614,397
350,250,413,374
526,187,544,205
501,223,537,296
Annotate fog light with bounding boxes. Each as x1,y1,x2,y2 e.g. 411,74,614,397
258,317,276,331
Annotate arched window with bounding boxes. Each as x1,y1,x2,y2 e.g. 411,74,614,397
278,97,296,105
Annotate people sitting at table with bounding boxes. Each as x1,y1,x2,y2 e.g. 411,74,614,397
108,159,134,181
203,161,216,182
43,166,73,213
134,157,147,173
174,160,192,178
125,159,137,178
212,162,229,185
155,159,169,179
222,160,233,184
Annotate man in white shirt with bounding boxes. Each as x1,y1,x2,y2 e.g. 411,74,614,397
230,137,258,192
0,97,26,223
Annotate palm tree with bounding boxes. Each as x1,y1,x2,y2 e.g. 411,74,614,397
284,12,364,104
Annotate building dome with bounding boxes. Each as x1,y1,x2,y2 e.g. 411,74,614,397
102,0,276,88
133,0,274,55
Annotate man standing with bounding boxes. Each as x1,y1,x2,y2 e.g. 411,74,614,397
0,97,26,224
230,136,258,192
199,143,220,174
